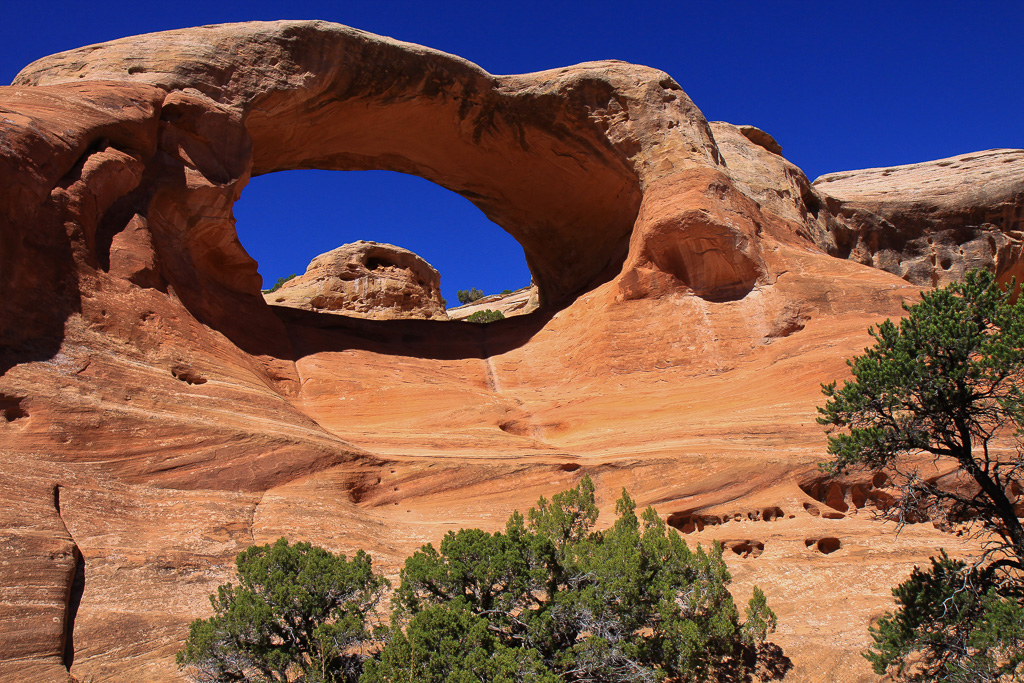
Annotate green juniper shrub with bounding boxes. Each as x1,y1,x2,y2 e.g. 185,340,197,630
865,552,1024,681
466,309,505,323
265,274,297,293
180,480,787,683
456,288,485,304
366,476,786,682
176,538,388,683
818,270,1024,681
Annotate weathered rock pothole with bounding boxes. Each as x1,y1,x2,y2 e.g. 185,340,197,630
805,537,842,554
726,540,765,558
171,364,207,385
0,394,28,422
799,474,895,515
667,505,788,534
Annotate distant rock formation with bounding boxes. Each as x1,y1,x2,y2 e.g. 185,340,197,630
446,285,539,321
814,149,1024,288
265,241,448,320
711,123,1024,288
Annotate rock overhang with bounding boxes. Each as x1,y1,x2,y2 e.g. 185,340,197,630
11,20,774,318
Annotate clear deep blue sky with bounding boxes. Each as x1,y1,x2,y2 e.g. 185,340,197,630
4,1,1022,301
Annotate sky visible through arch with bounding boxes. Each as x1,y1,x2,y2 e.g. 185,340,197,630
4,1,1022,303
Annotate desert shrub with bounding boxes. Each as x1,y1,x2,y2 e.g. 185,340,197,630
466,309,505,323
180,481,786,683
265,274,297,293
364,476,786,682
176,538,388,683
456,288,485,304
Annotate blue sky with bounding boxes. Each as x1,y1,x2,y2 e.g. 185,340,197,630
4,1,1022,301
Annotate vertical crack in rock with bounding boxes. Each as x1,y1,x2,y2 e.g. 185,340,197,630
479,324,501,394
53,485,84,671
249,489,267,544
482,357,501,394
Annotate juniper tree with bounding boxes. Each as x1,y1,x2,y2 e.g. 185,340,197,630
177,538,388,683
364,476,785,682
819,269,1024,681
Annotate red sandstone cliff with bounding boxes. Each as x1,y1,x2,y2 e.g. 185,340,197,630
0,21,1021,682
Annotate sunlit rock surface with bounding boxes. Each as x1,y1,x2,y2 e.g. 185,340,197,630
446,285,539,320
264,241,448,320
1,20,1022,682
814,149,1024,287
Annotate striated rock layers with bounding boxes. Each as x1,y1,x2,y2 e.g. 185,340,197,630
1,20,1022,683
264,241,448,320
814,150,1024,287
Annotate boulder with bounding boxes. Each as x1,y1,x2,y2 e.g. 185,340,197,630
265,241,448,320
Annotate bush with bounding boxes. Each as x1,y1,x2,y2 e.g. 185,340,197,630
866,552,1024,681
456,288,484,304
365,476,786,682
180,480,787,683
265,273,297,293
465,309,505,323
176,538,388,683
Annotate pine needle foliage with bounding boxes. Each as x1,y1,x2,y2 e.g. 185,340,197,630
818,270,1024,681
176,538,388,683
363,476,786,682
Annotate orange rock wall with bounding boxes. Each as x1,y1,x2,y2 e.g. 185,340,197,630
1,21,1022,682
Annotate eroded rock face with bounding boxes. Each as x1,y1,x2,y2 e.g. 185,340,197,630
265,241,448,320
710,121,842,252
815,150,1024,287
0,20,1022,683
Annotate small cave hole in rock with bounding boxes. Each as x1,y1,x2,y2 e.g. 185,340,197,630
667,513,699,533
558,463,582,472
667,512,722,534
849,485,868,509
801,187,821,217
234,170,534,320
817,537,842,554
498,420,532,436
365,256,396,271
0,394,28,422
171,365,207,385
728,540,764,558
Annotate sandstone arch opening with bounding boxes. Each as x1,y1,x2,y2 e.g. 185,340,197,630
234,169,534,320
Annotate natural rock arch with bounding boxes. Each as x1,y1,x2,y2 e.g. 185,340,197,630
2,20,1024,683
11,20,767,332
